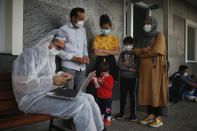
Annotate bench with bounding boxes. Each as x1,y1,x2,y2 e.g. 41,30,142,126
0,72,75,131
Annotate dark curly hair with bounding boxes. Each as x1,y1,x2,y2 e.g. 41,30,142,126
97,60,110,73
178,65,188,72
70,7,85,19
123,36,134,45
100,14,112,27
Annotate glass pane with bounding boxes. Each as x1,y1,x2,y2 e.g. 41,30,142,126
0,0,6,53
187,26,195,61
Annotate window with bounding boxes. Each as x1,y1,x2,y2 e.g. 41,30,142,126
124,0,151,38
185,19,197,63
0,0,23,55
0,0,6,53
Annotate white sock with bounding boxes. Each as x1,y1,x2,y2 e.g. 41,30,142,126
107,116,112,121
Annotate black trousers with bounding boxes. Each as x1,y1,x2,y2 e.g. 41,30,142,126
120,77,136,117
147,106,162,117
97,98,112,117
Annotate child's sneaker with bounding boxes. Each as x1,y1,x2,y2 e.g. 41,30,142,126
104,120,111,126
116,114,126,120
139,115,154,125
149,117,163,128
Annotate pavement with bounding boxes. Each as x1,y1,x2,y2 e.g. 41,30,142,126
107,101,197,131
3,101,197,131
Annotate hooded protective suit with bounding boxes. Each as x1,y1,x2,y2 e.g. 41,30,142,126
12,30,104,131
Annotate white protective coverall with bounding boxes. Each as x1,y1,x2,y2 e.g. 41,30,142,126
12,30,104,131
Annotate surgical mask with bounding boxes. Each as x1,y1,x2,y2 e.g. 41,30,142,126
184,72,188,77
143,24,152,32
75,20,84,28
49,47,60,55
101,29,110,35
124,45,133,51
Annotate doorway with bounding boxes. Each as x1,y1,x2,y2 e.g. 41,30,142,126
124,1,150,45
133,4,149,45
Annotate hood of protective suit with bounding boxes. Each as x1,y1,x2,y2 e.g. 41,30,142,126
12,30,60,96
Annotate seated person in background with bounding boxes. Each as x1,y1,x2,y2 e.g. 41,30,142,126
169,65,197,103
182,74,197,102
91,59,113,126
12,30,104,131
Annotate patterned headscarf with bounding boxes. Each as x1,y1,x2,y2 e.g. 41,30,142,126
137,16,158,48
146,16,158,36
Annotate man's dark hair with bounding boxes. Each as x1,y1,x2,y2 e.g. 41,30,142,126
70,7,85,19
98,61,110,73
123,36,134,45
178,65,188,72
100,14,112,27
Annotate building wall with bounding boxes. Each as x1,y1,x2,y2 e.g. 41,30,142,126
142,0,197,76
143,0,164,33
168,0,197,76
1,0,197,78
23,0,124,73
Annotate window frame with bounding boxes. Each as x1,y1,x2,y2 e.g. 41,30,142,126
185,19,197,63
0,0,7,53
0,0,23,55
124,0,151,37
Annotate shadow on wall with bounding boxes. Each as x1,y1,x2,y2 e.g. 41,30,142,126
84,20,96,73
23,0,70,49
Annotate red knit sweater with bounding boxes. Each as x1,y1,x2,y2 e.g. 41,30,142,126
97,75,114,98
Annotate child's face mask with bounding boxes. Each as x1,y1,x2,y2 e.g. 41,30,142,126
184,72,188,77
101,29,110,35
124,45,133,51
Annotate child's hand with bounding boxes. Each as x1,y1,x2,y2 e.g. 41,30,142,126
90,71,96,78
122,62,127,66
96,48,105,53
143,46,152,53
91,77,100,88
98,78,102,84
129,68,136,72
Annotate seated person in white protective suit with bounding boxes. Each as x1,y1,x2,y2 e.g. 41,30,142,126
12,30,104,131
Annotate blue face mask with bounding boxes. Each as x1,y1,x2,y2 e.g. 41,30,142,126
101,29,110,35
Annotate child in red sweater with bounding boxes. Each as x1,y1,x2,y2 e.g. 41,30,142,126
92,61,114,126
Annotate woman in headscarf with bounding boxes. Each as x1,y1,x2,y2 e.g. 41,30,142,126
133,16,168,128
